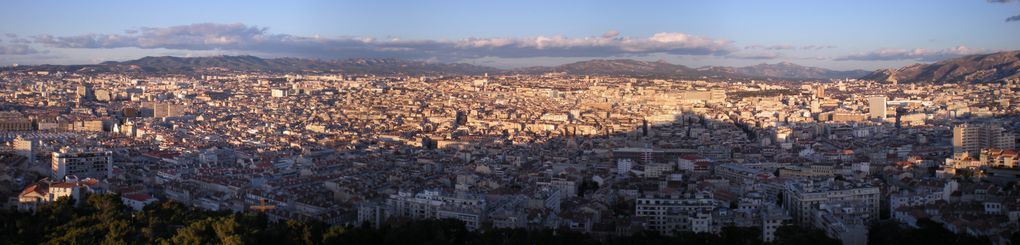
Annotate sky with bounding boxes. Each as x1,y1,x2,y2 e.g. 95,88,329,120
0,0,1019,70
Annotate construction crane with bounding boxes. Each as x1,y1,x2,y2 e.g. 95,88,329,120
250,198,276,212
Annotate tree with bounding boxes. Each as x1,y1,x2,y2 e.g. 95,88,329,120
11,196,1000,245
322,226,349,244
868,219,991,245
211,216,243,245
771,225,839,245
718,226,763,245
167,218,218,245
101,219,132,245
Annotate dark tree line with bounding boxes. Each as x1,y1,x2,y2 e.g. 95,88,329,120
868,219,992,245
0,194,1004,244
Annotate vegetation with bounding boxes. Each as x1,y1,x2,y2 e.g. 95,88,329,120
868,219,992,245
0,194,1000,244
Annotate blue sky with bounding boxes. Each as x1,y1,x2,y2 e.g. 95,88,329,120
1,0,1018,70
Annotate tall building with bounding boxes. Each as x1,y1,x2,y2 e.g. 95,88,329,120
151,103,186,118
868,96,887,119
51,147,113,180
76,81,94,100
953,123,1016,155
761,206,791,242
13,136,36,164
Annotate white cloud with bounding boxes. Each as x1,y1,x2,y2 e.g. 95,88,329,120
744,44,796,50
726,51,782,60
31,23,734,61
0,44,42,55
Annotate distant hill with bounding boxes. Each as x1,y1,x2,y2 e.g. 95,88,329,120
861,50,1020,83
8,55,500,75
100,55,502,75
7,55,880,80
518,59,867,80
728,62,870,79
98,55,333,73
516,59,719,79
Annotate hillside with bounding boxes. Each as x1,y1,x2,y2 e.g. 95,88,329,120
521,59,867,80
517,59,707,78
98,55,501,75
731,62,870,79
861,50,1020,83
7,55,501,75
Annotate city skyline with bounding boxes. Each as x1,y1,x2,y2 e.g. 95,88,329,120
1,0,1019,70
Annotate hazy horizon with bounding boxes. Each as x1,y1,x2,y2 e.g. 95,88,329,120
0,53,953,72
2,0,1019,70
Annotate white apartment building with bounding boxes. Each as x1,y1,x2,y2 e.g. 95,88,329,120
385,190,487,230
783,178,880,225
51,147,113,180
635,191,720,235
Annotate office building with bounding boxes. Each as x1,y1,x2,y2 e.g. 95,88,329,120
13,136,36,164
868,96,887,119
76,82,94,100
51,147,113,180
151,103,186,118
953,123,1016,155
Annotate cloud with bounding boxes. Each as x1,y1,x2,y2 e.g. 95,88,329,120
727,52,781,60
744,44,795,50
601,30,620,39
797,55,832,61
985,0,1020,21
835,46,989,61
31,23,733,61
7,38,32,44
0,44,43,55
801,45,837,50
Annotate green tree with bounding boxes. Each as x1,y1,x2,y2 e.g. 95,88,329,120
166,216,246,245
101,219,132,245
771,225,839,245
211,216,243,245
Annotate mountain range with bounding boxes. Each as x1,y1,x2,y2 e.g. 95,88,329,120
6,50,1020,82
861,50,1020,83
100,56,502,75
7,56,868,80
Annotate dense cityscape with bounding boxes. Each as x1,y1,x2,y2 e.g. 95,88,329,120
3,1,1020,244
0,57,1018,244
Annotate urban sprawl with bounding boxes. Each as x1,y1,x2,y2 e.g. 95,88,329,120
2,69,1019,244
